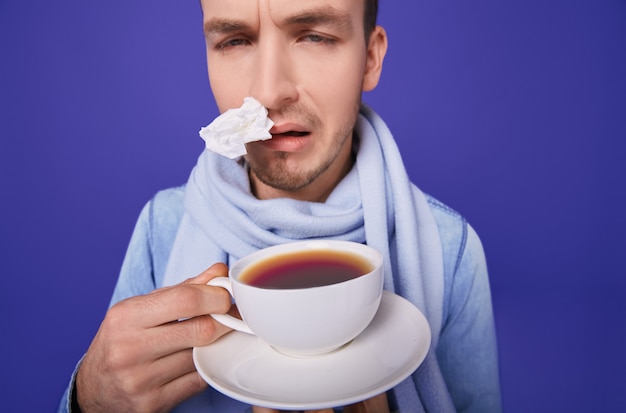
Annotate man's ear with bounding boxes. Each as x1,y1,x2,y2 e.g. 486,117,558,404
362,26,388,92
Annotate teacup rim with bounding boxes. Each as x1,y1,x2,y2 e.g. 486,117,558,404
229,240,383,291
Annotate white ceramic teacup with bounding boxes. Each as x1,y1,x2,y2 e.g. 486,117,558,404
208,240,384,357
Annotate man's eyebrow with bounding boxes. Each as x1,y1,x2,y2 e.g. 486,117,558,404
203,18,250,36
202,7,353,37
283,7,353,32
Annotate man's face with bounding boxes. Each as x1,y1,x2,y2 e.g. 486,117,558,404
200,0,385,201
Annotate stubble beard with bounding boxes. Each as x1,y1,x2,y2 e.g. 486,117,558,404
248,127,352,192
246,104,359,193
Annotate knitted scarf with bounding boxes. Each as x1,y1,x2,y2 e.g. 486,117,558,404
164,104,455,412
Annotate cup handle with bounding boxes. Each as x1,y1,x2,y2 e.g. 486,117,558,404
207,277,254,335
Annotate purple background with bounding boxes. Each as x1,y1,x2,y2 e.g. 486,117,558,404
1,1,625,411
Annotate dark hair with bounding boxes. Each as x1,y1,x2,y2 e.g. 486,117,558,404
364,0,378,40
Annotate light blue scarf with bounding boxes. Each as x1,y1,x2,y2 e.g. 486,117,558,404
164,105,455,412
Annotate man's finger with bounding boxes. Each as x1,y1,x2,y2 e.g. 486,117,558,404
183,263,229,285
146,314,233,357
343,392,389,413
110,282,231,330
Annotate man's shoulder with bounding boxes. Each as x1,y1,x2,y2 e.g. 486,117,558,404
419,190,471,272
151,185,185,208
145,185,186,231
422,192,467,235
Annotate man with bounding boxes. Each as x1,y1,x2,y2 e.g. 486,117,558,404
59,0,502,412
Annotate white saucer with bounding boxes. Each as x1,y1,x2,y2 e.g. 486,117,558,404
193,291,431,410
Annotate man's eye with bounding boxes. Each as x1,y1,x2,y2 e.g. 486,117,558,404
217,38,249,50
300,33,336,44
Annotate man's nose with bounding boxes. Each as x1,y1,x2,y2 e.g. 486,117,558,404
249,40,298,111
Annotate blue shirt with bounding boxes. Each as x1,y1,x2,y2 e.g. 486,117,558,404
58,186,502,412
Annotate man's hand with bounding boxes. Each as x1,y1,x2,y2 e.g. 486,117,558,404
76,263,233,413
251,392,389,413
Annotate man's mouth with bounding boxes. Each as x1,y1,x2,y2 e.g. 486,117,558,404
272,131,310,138
269,122,311,139
256,124,313,152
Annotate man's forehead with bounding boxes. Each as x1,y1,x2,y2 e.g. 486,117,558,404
200,0,363,23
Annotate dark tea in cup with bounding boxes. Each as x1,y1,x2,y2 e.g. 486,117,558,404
239,249,374,289
207,240,384,356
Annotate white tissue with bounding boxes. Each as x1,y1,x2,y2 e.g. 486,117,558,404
199,97,274,159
